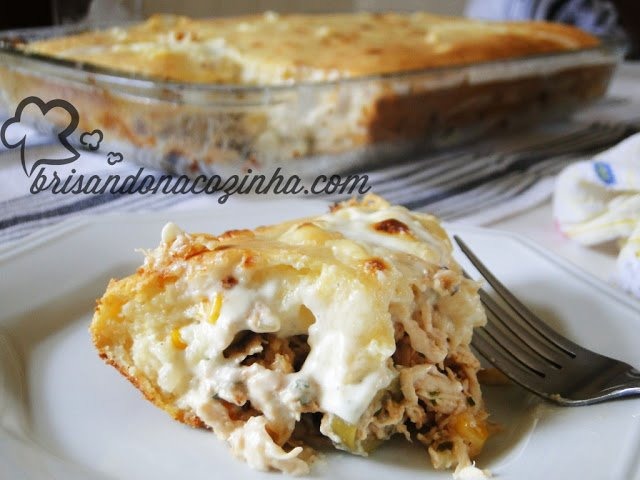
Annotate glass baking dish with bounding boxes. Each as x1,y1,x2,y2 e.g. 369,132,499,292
0,23,624,178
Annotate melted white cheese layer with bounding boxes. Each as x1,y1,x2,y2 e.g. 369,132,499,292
146,203,455,428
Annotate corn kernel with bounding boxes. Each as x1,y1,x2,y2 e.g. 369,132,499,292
171,328,187,350
331,416,358,451
451,412,488,457
208,294,222,324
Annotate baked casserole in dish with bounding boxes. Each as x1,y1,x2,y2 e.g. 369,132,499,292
0,12,621,176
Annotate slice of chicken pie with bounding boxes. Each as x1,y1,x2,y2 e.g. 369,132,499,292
90,195,489,476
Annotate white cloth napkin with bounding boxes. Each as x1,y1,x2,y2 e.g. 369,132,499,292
553,132,640,298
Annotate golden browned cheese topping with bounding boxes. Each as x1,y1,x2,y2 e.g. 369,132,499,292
24,12,599,84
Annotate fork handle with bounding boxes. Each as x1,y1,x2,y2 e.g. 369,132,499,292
605,367,640,400
623,368,640,383
627,368,640,378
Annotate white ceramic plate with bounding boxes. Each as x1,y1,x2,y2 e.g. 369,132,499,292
1,199,640,480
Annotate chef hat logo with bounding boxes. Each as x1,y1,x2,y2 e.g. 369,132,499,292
0,96,80,177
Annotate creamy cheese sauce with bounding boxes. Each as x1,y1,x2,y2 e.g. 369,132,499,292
172,256,396,425
156,205,454,429
155,204,451,428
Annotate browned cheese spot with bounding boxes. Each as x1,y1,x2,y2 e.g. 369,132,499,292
222,275,238,289
242,253,256,268
364,257,387,273
373,218,411,235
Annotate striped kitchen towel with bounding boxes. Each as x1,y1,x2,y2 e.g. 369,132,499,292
1,61,639,246
0,118,635,246
0,126,198,244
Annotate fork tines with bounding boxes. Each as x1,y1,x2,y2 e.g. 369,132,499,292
453,235,640,405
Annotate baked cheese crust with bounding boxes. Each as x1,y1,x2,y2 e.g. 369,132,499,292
27,12,598,84
91,195,489,476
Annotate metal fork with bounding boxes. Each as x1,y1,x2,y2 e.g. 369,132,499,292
454,236,640,406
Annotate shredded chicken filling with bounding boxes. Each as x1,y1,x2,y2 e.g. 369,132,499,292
198,279,487,474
